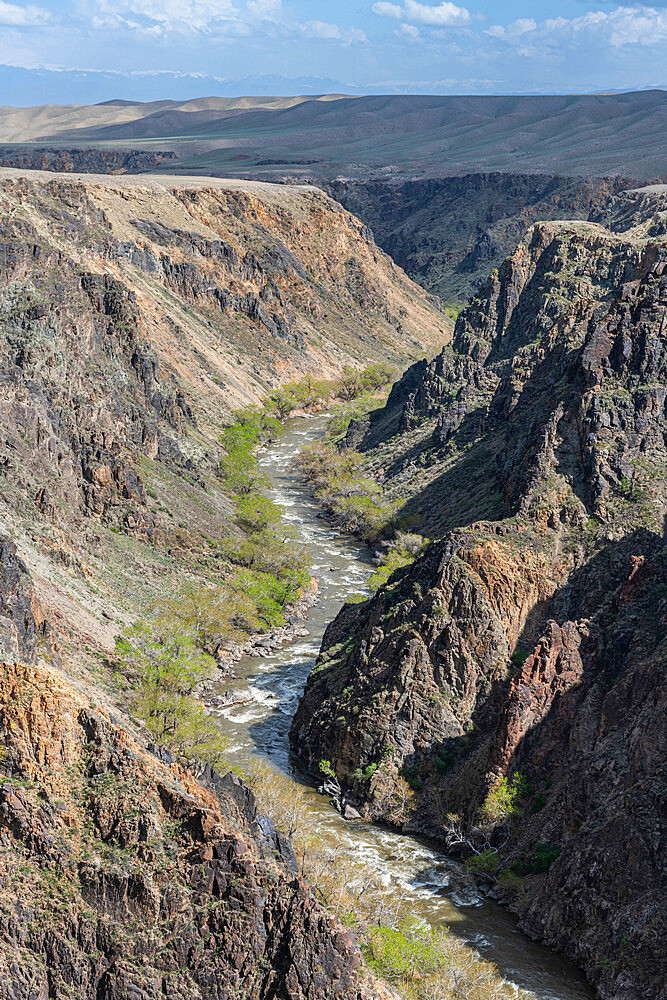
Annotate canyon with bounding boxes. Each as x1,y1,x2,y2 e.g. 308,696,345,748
0,168,444,999
0,148,664,1000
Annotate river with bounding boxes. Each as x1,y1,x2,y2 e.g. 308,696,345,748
211,414,594,1000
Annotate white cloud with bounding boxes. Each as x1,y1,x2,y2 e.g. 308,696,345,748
95,0,240,33
396,22,420,38
487,18,536,41
300,20,367,43
246,0,281,17
373,0,470,28
372,1,402,18
488,6,667,51
0,1,50,26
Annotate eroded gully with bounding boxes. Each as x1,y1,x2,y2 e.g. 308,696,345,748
211,414,594,1000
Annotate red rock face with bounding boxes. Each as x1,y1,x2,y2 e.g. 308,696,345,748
490,621,584,775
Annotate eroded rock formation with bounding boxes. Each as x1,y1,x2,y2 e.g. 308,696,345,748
290,193,667,1000
0,656,385,999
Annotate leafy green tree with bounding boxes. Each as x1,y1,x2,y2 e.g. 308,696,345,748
115,623,227,768
479,773,529,825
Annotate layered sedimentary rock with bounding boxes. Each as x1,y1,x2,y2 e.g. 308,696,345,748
0,168,447,650
291,190,667,1000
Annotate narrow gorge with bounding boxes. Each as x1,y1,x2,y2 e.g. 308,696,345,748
0,164,664,1000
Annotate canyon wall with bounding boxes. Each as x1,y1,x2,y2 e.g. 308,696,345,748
291,188,667,1000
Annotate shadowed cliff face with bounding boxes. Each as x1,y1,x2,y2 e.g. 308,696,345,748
0,147,178,174
0,536,50,662
290,198,667,1000
326,174,635,304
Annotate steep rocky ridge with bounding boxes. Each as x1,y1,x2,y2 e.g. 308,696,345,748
290,191,667,999
0,650,387,999
0,167,447,657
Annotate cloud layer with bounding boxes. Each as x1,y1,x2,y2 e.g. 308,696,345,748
0,1,665,103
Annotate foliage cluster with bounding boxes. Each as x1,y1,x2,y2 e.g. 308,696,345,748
464,848,499,876
325,391,384,442
335,362,397,401
263,363,396,421
478,773,529,826
218,405,311,621
297,439,399,542
362,919,514,999
115,405,311,766
115,623,227,769
368,533,426,592
510,842,561,875
265,375,335,419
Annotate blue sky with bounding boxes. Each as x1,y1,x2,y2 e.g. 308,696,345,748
0,0,666,104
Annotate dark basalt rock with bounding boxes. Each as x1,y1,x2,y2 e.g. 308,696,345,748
0,535,49,662
291,202,667,1000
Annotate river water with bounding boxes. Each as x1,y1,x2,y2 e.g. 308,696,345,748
211,414,594,1000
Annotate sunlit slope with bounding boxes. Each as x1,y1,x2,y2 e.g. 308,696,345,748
1,90,664,180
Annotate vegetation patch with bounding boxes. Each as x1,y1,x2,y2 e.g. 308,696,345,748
298,439,400,542
478,773,529,826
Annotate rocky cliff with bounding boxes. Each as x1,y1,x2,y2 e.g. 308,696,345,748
327,174,634,304
0,167,447,655
290,188,667,1000
0,647,386,999
0,147,178,174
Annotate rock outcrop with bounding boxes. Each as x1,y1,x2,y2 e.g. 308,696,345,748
0,146,178,174
0,535,49,662
290,195,667,1000
0,657,385,1000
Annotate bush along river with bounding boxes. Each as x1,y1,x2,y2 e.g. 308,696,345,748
210,414,594,1000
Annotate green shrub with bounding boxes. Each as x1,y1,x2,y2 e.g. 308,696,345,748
326,391,381,442
115,624,227,768
510,648,530,667
511,842,561,875
434,745,456,773
319,759,337,781
465,849,499,875
363,920,450,983
297,440,398,542
478,773,529,825
399,763,424,792
368,533,426,592
496,870,524,899
531,791,547,813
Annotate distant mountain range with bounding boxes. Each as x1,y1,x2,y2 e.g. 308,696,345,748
1,89,665,181
0,68,363,107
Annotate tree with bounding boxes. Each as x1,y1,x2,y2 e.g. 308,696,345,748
115,622,228,768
